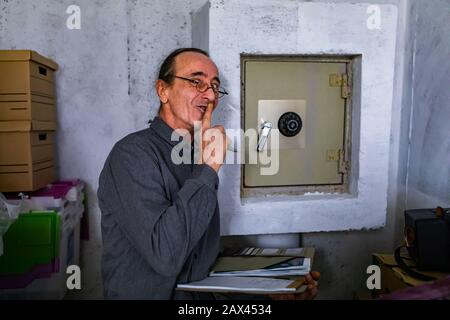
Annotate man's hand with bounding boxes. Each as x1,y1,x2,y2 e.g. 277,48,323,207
270,271,321,300
199,102,229,172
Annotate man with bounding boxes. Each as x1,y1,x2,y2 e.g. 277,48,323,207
98,48,319,299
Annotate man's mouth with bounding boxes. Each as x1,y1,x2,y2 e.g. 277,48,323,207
196,105,207,114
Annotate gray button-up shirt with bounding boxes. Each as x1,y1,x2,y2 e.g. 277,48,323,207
98,116,220,299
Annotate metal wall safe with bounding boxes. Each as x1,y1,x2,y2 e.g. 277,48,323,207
241,55,356,197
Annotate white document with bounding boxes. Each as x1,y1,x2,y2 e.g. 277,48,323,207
209,269,310,277
177,276,304,294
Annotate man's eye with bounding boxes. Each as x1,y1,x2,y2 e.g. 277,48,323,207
211,83,220,90
191,79,201,85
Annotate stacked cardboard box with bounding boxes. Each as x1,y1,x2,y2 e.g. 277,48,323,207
0,50,58,192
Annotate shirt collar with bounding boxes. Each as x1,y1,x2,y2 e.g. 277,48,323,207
149,116,186,147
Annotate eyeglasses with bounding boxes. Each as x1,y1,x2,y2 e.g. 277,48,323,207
170,75,228,98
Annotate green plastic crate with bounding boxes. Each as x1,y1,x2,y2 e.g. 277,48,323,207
0,210,61,275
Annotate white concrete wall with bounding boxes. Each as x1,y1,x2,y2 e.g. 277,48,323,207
199,0,414,299
302,1,414,298
405,0,450,209
194,0,399,235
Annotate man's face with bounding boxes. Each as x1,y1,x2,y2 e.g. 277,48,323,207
157,52,220,132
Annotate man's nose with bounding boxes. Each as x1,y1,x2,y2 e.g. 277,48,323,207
202,86,217,101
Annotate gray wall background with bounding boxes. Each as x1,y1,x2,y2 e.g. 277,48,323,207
1,0,449,299
406,0,450,210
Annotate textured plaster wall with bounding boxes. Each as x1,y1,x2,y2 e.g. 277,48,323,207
196,0,415,299
223,0,450,299
303,0,413,299
406,0,450,209
193,0,399,235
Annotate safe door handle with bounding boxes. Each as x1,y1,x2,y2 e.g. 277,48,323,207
257,121,272,152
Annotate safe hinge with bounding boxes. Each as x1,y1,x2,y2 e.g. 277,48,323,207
329,73,351,99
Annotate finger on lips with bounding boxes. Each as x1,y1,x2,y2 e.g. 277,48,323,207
202,102,214,129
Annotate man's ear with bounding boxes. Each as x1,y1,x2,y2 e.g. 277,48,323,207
156,79,169,104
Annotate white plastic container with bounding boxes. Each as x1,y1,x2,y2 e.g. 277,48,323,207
0,206,82,299
0,182,84,299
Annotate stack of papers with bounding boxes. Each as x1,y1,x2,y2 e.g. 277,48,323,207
223,247,313,257
210,257,311,277
209,247,314,277
176,247,314,295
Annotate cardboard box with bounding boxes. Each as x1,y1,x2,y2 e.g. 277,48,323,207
0,121,56,192
0,96,56,122
0,50,58,122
